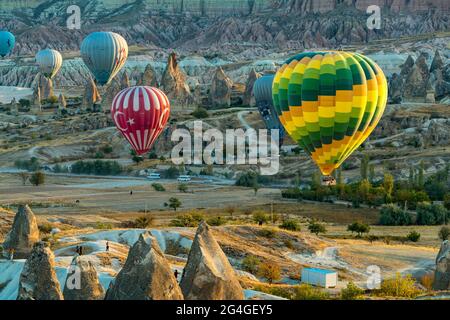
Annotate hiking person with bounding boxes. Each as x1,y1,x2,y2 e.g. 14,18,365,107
106,241,110,252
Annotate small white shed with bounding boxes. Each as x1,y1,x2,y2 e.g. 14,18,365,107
301,268,337,288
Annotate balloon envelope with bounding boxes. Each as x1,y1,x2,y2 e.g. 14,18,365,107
273,51,388,176
0,31,15,57
253,74,285,144
111,86,171,155
81,32,128,86
36,49,63,79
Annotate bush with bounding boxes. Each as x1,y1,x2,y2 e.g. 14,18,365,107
241,255,261,274
191,107,209,119
253,211,270,226
235,171,259,188
347,221,370,237
406,231,421,242
164,166,180,179
308,222,326,235
14,157,41,171
178,183,188,193
151,183,166,192
279,219,301,232
438,226,450,241
70,160,123,176
38,223,53,234
376,274,422,298
133,215,154,228
257,262,281,284
293,284,330,300
30,171,45,186
416,203,447,225
379,204,413,226
207,216,227,226
169,212,204,227
341,282,364,300
168,197,182,211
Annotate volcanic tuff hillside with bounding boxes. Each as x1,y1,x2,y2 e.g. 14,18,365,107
0,0,448,56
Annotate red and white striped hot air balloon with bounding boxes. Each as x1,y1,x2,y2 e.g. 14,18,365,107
111,86,171,155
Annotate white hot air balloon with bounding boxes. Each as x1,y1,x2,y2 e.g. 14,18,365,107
36,49,63,79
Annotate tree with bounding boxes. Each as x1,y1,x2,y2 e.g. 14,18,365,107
379,204,413,226
369,164,375,183
168,197,182,211
30,171,45,186
279,219,301,231
18,99,31,109
253,211,270,226
47,95,58,106
360,154,369,180
444,194,450,211
358,179,371,203
383,173,394,203
311,170,321,189
257,262,281,285
408,166,415,188
191,107,209,119
18,172,30,185
438,226,450,241
130,149,144,164
308,222,327,235
416,203,447,225
347,221,370,237
241,255,261,275
178,183,188,193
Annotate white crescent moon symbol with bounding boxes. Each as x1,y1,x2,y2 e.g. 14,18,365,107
114,112,128,132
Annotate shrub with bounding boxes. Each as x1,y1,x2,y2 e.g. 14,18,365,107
168,197,182,211
347,221,370,237
170,212,204,227
30,171,45,186
293,284,330,300
151,183,165,192
341,282,364,300
416,203,447,225
257,262,281,284
241,255,261,274
253,211,270,226
420,273,434,291
207,216,227,226
235,171,259,188
308,222,327,235
376,274,422,298
70,160,123,176
38,223,53,234
279,219,301,232
191,107,209,119
178,183,188,193
96,222,113,230
14,157,41,171
379,204,413,226
406,231,421,242
164,166,180,179
134,215,154,228
438,226,450,241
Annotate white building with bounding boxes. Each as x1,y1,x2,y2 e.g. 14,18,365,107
301,268,337,288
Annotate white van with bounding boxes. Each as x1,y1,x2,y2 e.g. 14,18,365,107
147,173,161,180
177,175,191,182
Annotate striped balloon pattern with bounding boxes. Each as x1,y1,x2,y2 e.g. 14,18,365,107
111,86,171,155
273,51,388,176
0,31,15,57
81,32,128,86
36,49,63,79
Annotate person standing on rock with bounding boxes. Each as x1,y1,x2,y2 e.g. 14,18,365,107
79,246,83,256
174,270,179,281
106,242,110,252
9,248,14,260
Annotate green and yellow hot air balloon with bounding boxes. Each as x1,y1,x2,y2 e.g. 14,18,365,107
273,51,388,176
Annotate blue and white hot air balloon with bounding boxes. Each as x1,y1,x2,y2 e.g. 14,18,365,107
0,31,15,57
81,32,128,86
253,74,285,144
36,49,63,79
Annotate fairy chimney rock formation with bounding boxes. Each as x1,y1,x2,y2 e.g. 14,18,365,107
210,67,233,108
2,204,39,259
58,94,67,109
17,242,64,300
161,52,191,105
180,221,244,300
243,69,261,106
83,77,101,110
141,64,159,87
433,240,450,291
63,255,105,300
105,232,183,300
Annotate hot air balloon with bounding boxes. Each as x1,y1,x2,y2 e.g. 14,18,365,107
81,32,128,86
0,31,15,57
253,74,285,144
111,86,171,155
273,51,388,176
36,49,63,79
